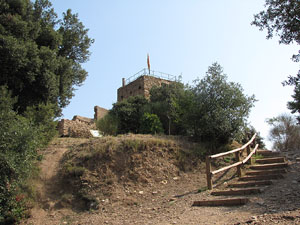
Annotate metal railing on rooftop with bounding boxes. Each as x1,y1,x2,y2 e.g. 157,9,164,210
125,68,177,84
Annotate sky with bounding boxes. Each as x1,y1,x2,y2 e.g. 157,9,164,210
50,0,299,148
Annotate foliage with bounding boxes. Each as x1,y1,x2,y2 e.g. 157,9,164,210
188,63,256,151
240,125,266,149
0,86,49,224
0,0,93,116
267,113,300,151
252,0,300,121
96,113,118,136
139,113,164,134
110,95,149,134
23,103,58,145
149,81,193,135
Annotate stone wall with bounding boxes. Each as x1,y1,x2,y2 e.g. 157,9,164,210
57,118,96,138
117,75,172,101
94,106,109,121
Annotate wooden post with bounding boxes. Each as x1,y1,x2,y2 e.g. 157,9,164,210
235,151,242,177
246,145,252,165
206,156,213,190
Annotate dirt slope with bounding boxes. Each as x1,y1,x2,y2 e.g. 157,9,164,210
21,136,300,225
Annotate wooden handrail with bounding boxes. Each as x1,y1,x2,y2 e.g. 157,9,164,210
211,161,243,175
206,133,257,190
242,144,258,164
210,133,257,159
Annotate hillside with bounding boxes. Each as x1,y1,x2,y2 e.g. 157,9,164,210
21,135,300,225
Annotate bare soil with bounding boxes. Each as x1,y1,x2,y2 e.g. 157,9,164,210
21,137,300,225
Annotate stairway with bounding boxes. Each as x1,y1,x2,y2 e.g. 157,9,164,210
193,150,288,207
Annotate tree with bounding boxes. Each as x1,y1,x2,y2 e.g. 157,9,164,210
189,63,256,150
0,86,56,224
252,0,300,121
0,0,94,116
110,96,149,134
149,81,192,135
139,113,164,134
96,113,118,136
267,113,300,151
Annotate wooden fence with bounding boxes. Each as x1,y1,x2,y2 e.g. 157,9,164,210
206,133,258,190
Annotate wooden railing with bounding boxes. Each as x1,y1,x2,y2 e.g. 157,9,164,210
206,133,259,190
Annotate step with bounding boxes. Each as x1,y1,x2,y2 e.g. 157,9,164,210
211,188,262,196
250,162,288,170
255,157,285,164
245,168,287,176
192,198,249,207
238,174,284,181
256,150,280,157
229,180,273,188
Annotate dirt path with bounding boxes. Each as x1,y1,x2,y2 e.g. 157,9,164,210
22,138,300,225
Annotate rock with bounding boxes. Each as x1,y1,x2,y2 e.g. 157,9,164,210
173,177,179,181
139,191,144,195
161,180,168,185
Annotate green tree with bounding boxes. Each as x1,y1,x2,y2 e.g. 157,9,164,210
149,82,192,135
267,113,300,151
252,0,300,121
0,0,94,116
241,125,266,149
189,63,256,150
139,113,164,134
0,86,51,224
96,113,118,136
110,96,149,134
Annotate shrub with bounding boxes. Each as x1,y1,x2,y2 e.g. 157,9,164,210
96,113,118,136
267,113,300,151
0,86,56,224
139,113,164,134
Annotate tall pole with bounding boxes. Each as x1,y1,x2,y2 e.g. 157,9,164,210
147,53,150,75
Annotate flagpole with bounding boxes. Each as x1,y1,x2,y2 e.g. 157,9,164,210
147,54,150,75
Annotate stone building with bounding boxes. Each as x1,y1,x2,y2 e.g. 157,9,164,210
117,69,176,101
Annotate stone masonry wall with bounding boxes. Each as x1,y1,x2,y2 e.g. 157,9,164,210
57,118,96,138
117,75,172,101
94,106,108,121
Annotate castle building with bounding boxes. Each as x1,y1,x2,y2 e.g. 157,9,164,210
117,68,176,102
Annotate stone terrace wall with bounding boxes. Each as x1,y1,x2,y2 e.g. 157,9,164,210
94,106,108,121
58,116,96,138
117,75,172,101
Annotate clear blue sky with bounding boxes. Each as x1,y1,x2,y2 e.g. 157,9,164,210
51,0,298,148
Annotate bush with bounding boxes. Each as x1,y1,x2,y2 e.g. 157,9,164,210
0,86,56,224
110,96,149,134
96,113,118,136
267,113,300,151
139,113,164,134
188,63,256,150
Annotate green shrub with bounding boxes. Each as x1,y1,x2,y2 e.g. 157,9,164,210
139,113,164,134
0,86,56,224
96,113,118,136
